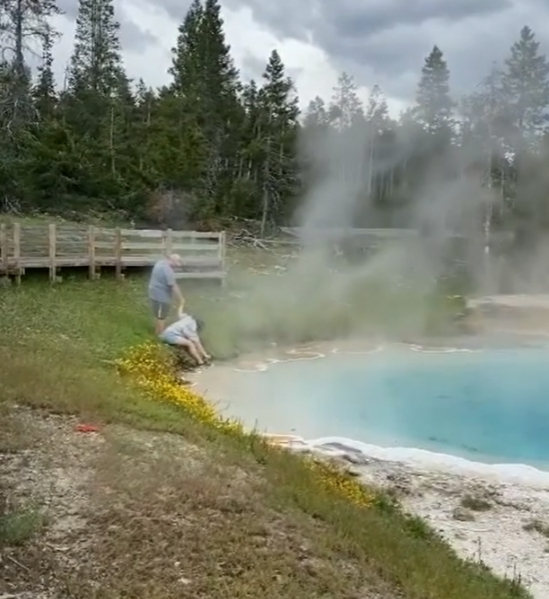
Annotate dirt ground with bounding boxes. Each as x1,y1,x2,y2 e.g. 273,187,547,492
0,404,399,599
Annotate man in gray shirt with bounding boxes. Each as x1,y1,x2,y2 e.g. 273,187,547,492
148,253,185,334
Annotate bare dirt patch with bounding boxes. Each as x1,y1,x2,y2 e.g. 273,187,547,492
0,405,397,599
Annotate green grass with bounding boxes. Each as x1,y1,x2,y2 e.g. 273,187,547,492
0,255,529,599
0,506,45,546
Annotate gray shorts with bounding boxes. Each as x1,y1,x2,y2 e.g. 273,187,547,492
150,300,170,320
159,329,185,345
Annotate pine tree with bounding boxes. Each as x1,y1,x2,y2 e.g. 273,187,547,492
200,0,240,109
61,0,138,207
33,29,56,119
324,72,366,198
415,45,453,135
329,72,364,131
168,0,203,99
501,26,549,136
365,85,389,133
303,96,328,129
168,0,242,218
301,96,330,194
0,0,60,124
364,85,390,199
68,0,123,97
255,49,299,230
170,0,240,123
260,50,298,124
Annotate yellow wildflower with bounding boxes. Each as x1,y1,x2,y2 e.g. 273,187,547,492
116,342,374,507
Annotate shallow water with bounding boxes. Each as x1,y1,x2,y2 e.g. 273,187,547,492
210,344,549,470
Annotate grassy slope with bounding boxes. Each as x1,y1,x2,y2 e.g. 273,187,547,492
0,250,529,599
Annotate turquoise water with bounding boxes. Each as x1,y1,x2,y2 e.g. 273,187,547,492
259,347,549,468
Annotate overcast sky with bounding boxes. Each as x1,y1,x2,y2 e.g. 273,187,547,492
50,0,549,117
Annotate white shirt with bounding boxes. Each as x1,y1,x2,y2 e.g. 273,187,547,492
164,313,198,341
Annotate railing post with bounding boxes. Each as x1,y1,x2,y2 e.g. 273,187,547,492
13,223,21,284
88,225,96,279
48,223,56,282
115,228,122,279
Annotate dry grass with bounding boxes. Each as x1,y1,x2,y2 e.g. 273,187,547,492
523,519,549,538
460,494,493,512
0,257,531,599
75,431,396,599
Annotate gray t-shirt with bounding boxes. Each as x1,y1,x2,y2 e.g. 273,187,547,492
164,313,198,341
148,259,176,304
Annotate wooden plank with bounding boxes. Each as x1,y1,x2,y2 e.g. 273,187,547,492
112,241,220,251
115,228,122,279
49,257,90,267
13,223,21,284
175,271,226,279
170,230,222,239
119,242,165,250
48,223,56,282
177,256,222,266
94,241,117,250
93,255,221,267
88,225,96,279
169,243,220,252
119,228,163,237
96,227,221,239
19,256,91,268
4,222,228,281
100,256,157,266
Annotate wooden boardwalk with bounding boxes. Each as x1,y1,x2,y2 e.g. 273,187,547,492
0,222,226,283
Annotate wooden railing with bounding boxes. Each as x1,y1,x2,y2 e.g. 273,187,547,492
0,223,226,283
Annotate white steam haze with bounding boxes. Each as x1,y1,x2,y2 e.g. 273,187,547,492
290,118,549,306
210,127,484,448
266,122,489,341
225,93,549,356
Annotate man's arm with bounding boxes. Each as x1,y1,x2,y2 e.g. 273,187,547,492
173,284,184,306
166,265,184,306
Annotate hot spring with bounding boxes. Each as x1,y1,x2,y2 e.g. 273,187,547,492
207,342,549,471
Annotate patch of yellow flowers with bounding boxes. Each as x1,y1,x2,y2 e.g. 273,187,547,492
116,342,373,508
306,456,374,507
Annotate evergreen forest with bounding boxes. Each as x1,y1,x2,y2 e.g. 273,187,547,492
1,0,549,239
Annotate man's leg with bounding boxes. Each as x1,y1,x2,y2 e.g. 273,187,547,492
155,318,165,336
152,301,170,335
193,337,211,361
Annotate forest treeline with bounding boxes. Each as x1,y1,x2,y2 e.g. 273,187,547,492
1,0,549,236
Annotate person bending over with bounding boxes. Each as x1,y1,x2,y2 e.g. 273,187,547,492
159,306,211,366
148,253,185,335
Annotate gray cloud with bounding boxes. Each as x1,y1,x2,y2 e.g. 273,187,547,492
260,0,549,103
241,53,265,83
56,0,549,107
57,0,158,52
219,0,512,44
150,0,534,103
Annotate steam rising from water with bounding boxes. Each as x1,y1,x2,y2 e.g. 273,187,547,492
211,108,549,491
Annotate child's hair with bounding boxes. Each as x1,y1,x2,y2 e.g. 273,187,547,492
195,318,205,332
